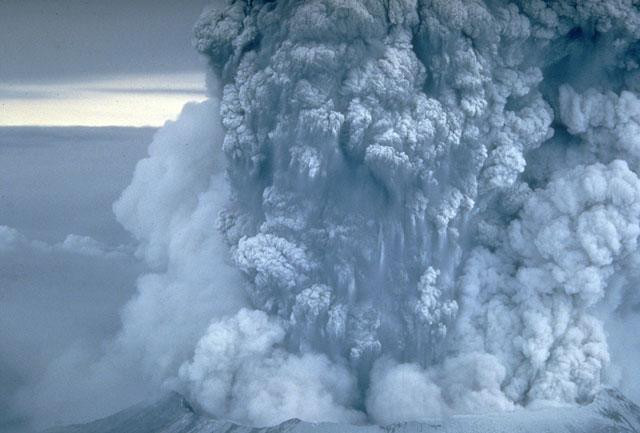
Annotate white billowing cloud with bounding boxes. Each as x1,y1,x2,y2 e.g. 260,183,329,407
559,85,640,160
456,160,640,406
366,359,445,424
0,225,27,252
112,98,246,383
367,353,513,425
178,309,363,426
115,99,223,267
57,234,128,258
511,161,640,306
0,224,126,258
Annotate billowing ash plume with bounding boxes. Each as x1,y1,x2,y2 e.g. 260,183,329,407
114,0,640,427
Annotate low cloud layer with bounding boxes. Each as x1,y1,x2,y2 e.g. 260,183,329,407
0,127,150,433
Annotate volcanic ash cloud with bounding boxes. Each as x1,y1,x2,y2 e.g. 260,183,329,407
110,0,640,426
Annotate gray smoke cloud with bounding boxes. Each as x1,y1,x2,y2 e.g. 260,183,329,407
36,0,640,428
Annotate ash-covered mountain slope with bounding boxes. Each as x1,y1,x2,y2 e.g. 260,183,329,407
47,389,640,433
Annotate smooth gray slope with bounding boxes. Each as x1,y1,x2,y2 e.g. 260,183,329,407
47,389,640,433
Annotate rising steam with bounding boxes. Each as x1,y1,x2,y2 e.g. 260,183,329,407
113,0,640,427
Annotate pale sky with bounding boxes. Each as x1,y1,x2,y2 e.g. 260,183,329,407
0,0,211,127
0,73,207,127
